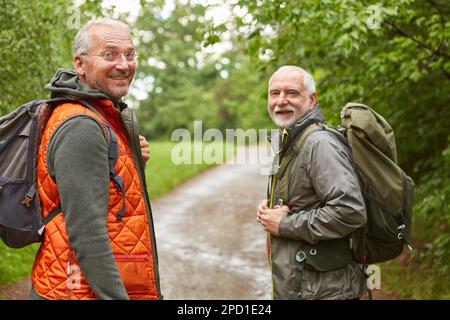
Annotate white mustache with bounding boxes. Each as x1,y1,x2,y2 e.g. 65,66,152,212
109,74,129,78
274,105,295,113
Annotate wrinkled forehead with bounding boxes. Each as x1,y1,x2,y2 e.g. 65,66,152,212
268,69,305,90
88,25,134,52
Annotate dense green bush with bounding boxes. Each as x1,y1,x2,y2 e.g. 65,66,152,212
0,0,103,114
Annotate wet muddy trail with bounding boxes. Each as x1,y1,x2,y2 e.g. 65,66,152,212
153,146,272,299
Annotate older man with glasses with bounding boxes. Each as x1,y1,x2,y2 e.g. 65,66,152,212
30,18,161,300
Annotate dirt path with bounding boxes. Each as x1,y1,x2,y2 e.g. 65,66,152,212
153,146,272,299
0,276,31,300
1,146,400,300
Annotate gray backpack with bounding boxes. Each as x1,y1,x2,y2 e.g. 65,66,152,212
0,99,125,248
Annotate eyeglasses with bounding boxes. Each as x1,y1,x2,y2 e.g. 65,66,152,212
82,50,138,63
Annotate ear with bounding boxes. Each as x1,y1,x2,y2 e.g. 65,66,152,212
309,92,317,108
74,56,85,77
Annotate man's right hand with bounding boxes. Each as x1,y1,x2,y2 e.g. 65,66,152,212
256,199,269,223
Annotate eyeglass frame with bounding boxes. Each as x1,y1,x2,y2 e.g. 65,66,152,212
80,49,138,63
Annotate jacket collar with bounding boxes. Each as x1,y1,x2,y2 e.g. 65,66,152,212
45,69,128,111
288,105,324,134
280,105,325,152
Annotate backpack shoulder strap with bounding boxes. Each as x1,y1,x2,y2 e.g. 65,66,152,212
76,100,126,222
276,123,324,180
292,123,326,153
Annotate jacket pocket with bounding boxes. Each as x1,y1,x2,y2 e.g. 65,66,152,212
300,262,365,300
300,238,353,272
114,254,153,293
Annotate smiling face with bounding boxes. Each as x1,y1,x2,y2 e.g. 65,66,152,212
267,68,317,128
74,25,136,101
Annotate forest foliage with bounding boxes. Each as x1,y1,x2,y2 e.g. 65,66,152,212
0,0,448,297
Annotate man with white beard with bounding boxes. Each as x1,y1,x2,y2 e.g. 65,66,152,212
256,66,367,300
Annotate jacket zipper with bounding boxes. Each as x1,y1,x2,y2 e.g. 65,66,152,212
268,129,288,300
115,254,150,262
29,105,40,237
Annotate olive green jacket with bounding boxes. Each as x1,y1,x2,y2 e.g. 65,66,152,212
269,106,367,300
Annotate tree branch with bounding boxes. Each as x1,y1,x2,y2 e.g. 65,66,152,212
384,19,450,60
426,0,450,15
426,0,448,56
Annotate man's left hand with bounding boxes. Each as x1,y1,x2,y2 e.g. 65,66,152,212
139,135,150,164
257,205,290,236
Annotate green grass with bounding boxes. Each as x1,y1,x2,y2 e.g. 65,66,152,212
145,141,231,199
0,243,39,285
379,258,450,300
376,215,450,300
0,141,231,286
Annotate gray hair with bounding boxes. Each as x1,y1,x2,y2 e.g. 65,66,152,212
73,18,132,57
302,70,316,96
273,65,316,96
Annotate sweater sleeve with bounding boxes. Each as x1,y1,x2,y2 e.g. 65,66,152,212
45,116,129,300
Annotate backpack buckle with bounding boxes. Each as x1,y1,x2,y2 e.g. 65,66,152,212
296,251,307,263
22,195,33,208
397,224,406,240
22,185,36,208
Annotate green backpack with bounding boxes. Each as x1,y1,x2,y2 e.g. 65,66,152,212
294,103,414,264
341,103,414,263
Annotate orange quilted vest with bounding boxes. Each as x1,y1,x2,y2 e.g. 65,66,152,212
31,100,159,300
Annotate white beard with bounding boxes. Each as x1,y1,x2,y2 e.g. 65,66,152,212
270,102,309,128
272,114,297,128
